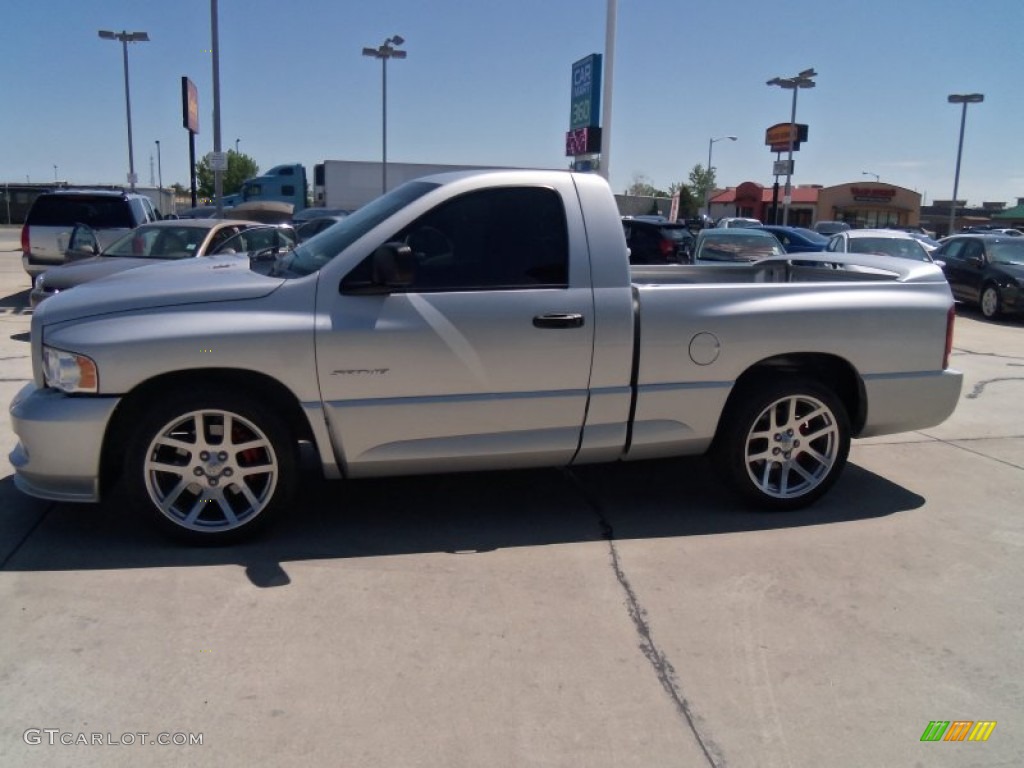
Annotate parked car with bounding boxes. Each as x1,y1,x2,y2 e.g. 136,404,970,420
622,218,694,264
760,226,829,253
825,229,933,262
20,189,159,280
933,235,1024,318
30,219,259,307
813,220,851,236
715,217,762,229
693,228,786,263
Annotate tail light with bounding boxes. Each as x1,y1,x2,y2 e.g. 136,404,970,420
21,223,29,254
659,238,674,259
943,305,955,369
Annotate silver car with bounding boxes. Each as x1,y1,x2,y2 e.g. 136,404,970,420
30,219,259,306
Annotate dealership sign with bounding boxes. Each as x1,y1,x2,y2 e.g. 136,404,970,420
570,54,602,131
765,122,808,152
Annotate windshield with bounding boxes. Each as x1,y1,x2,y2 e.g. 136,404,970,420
698,234,784,262
103,225,208,259
273,181,439,277
849,237,929,261
990,241,1024,265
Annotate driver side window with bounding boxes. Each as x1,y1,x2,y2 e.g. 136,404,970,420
390,186,570,291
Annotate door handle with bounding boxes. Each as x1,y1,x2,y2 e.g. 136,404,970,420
533,313,584,329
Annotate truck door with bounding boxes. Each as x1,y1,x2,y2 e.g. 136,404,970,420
315,182,596,476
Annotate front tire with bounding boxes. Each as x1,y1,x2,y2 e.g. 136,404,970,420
715,377,850,510
124,390,296,544
980,284,1001,319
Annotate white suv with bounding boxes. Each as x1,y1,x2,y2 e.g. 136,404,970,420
21,189,158,280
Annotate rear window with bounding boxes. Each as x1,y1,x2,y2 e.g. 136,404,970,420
27,195,134,228
660,227,692,242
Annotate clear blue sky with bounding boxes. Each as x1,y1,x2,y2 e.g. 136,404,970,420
2,0,1021,206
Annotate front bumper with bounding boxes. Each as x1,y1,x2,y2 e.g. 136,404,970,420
858,369,964,438
8,383,121,503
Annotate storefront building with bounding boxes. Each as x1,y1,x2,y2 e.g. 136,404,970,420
816,183,921,228
709,181,921,228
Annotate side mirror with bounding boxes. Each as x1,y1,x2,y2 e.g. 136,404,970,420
65,223,100,261
372,242,415,288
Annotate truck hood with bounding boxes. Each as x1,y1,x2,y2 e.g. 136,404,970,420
34,255,285,325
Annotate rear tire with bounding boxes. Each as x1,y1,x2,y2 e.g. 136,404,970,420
715,377,850,510
123,389,296,544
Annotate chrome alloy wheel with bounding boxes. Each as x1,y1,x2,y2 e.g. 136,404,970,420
743,394,840,500
143,409,279,532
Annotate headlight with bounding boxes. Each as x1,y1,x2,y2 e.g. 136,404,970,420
42,346,98,393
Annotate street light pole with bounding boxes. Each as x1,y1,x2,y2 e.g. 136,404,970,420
705,135,737,220
363,36,407,195
235,138,240,153
947,93,984,237
861,171,880,182
98,29,149,191
155,140,164,215
767,68,816,226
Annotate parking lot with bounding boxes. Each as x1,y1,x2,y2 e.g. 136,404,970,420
0,223,1021,767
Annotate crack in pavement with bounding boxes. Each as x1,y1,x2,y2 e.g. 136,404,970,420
965,377,1024,399
951,347,1024,362
563,468,725,768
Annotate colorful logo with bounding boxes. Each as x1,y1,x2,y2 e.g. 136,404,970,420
921,721,996,742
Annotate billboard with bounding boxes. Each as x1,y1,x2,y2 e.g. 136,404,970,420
181,77,199,134
765,122,808,152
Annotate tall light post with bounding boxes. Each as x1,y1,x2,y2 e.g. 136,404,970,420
706,135,737,219
235,138,240,153
98,29,149,191
362,35,407,195
947,93,984,237
861,171,879,182
155,140,164,214
767,68,816,226
53,165,59,182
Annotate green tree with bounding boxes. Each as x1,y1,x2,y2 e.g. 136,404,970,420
196,150,259,199
687,164,717,209
625,173,668,198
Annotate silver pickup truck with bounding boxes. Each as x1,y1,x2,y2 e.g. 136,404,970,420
9,170,962,542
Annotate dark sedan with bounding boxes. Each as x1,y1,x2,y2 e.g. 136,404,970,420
760,226,829,253
934,235,1024,319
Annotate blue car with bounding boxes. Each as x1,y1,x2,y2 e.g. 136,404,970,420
760,226,829,253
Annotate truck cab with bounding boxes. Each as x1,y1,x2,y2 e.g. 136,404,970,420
239,164,307,211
